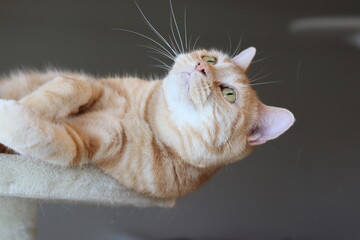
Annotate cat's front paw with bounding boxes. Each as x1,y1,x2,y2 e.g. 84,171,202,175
0,99,22,120
0,99,24,120
0,99,30,145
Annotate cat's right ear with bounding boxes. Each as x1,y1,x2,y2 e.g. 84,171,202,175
248,104,295,146
232,47,256,72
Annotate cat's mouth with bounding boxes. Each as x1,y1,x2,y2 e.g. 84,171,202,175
198,69,207,76
179,62,208,78
180,69,207,76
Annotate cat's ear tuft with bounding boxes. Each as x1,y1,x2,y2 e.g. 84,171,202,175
248,105,295,146
232,47,256,71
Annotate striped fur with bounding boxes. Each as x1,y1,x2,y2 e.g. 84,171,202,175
0,50,277,199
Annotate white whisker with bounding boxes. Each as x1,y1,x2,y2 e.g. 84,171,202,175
134,1,178,56
184,5,188,52
226,32,232,56
210,98,234,150
251,57,268,64
112,28,175,59
147,50,173,60
136,44,175,60
169,0,185,53
170,14,182,53
151,64,171,70
188,34,193,51
249,67,267,80
192,35,201,51
250,70,277,83
231,35,242,57
149,56,171,70
209,98,232,126
251,81,281,86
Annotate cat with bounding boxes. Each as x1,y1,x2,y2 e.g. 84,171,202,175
0,47,294,199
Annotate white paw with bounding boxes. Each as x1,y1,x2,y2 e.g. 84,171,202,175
0,99,30,146
0,99,21,109
0,99,25,121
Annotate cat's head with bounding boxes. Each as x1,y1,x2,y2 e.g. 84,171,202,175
161,47,294,168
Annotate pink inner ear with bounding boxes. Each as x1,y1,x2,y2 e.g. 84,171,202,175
232,47,256,71
248,105,295,146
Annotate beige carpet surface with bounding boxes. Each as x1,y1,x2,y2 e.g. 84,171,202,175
0,154,175,207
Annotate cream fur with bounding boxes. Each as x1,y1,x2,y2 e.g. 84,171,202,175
0,36,296,238
0,48,294,199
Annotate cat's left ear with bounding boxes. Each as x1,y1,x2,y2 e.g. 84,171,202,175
232,47,256,72
248,104,295,146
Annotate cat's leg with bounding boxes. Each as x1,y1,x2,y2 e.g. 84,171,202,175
0,100,76,165
0,100,117,165
0,75,112,163
18,75,103,121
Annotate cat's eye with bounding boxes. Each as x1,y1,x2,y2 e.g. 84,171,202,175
221,87,236,103
202,56,216,65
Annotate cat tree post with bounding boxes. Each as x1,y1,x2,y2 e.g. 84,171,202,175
0,197,37,240
0,154,175,240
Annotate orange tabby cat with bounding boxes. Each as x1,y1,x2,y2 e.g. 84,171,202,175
0,47,294,199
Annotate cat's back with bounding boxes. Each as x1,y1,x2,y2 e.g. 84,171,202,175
0,70,66,100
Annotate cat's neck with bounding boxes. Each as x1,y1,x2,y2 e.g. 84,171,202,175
143,82,219,198
147,84,192,163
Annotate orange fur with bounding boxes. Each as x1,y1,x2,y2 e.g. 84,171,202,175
0,49,293,199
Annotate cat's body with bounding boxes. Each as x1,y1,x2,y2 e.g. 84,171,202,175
0,48,294,199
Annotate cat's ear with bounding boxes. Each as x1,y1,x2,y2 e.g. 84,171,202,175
232,47,256,71
248,104,295,146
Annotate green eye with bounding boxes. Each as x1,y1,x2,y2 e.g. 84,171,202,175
221,87,236,103
202,56,216,65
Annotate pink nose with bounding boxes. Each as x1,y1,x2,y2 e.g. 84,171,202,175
195,61,207,72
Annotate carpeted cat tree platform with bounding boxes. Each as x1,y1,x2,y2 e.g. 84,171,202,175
0,154,174,240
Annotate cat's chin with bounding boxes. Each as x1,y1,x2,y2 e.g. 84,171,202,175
163,73,192,108
176,71,204,90
177,72,191,97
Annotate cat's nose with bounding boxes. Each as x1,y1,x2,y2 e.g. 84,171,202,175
195,61,207,71
195,62,207,76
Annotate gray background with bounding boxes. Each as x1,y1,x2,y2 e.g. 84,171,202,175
1,0,360,239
